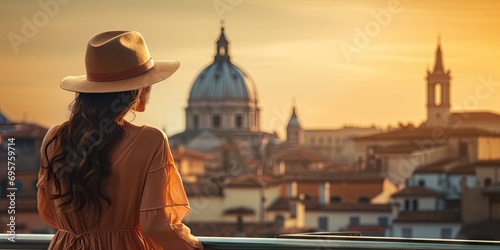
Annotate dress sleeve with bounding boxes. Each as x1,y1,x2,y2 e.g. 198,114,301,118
36,125,58,228
139,132,203,250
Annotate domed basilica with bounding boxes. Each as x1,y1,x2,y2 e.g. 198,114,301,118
169,25,283,176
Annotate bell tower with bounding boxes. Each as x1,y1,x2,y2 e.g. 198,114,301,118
425,36,451,128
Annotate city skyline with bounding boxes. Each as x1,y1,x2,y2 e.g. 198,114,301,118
1,0,500,136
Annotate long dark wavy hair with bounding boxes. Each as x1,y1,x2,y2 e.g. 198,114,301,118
43,89,140,225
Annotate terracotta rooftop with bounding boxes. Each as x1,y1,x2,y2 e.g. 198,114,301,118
393,211,460,223
223,206,255,215
273,146,328,162
473,160,500,168
451,111,500,122
391,186,443,198
354,127,500,141
267,198,391,212
372,144,433,154
448,163,476,175
171,146,217,161
281,170,385,183
226,173,282,188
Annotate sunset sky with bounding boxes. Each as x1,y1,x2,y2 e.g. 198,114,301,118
1,0,500,137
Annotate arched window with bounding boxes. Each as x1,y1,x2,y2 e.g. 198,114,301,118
219,47,226,56
434,83,442,106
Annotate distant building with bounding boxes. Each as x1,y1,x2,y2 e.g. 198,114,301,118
285,106,381,165
0,114,50,233
355,127,500,184
461,160,500,226
169,25,278,178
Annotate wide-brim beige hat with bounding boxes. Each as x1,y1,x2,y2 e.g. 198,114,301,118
61,31,180,93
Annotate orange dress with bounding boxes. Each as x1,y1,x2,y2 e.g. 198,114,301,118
37,123,203,250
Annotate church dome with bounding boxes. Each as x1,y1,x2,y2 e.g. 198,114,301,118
188,27,257,102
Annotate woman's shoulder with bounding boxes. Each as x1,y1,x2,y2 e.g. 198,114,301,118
42,124,62,143
128,124,168,143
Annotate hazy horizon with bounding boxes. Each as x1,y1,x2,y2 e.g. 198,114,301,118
1,0,500,137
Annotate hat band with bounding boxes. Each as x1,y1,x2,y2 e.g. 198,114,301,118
86,58,155,82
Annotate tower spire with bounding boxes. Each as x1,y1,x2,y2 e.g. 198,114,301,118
433,35,444,73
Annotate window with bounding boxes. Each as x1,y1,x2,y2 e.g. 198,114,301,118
219,47,226,55
212,115,220,129
193,115,199,129
404,199,410,210
331,195,342,203
318,217,329,231
434,83,442,106
349,216,360,226
235,115,242,128
402,228,413,238
378,217,388,226
404,199,419,211
441,228,452,239
412,200,419,210
358,195,370,204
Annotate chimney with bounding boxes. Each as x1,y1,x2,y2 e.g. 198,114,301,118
319,182,330,206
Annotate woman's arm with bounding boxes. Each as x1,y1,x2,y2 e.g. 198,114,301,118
139,130,203,250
